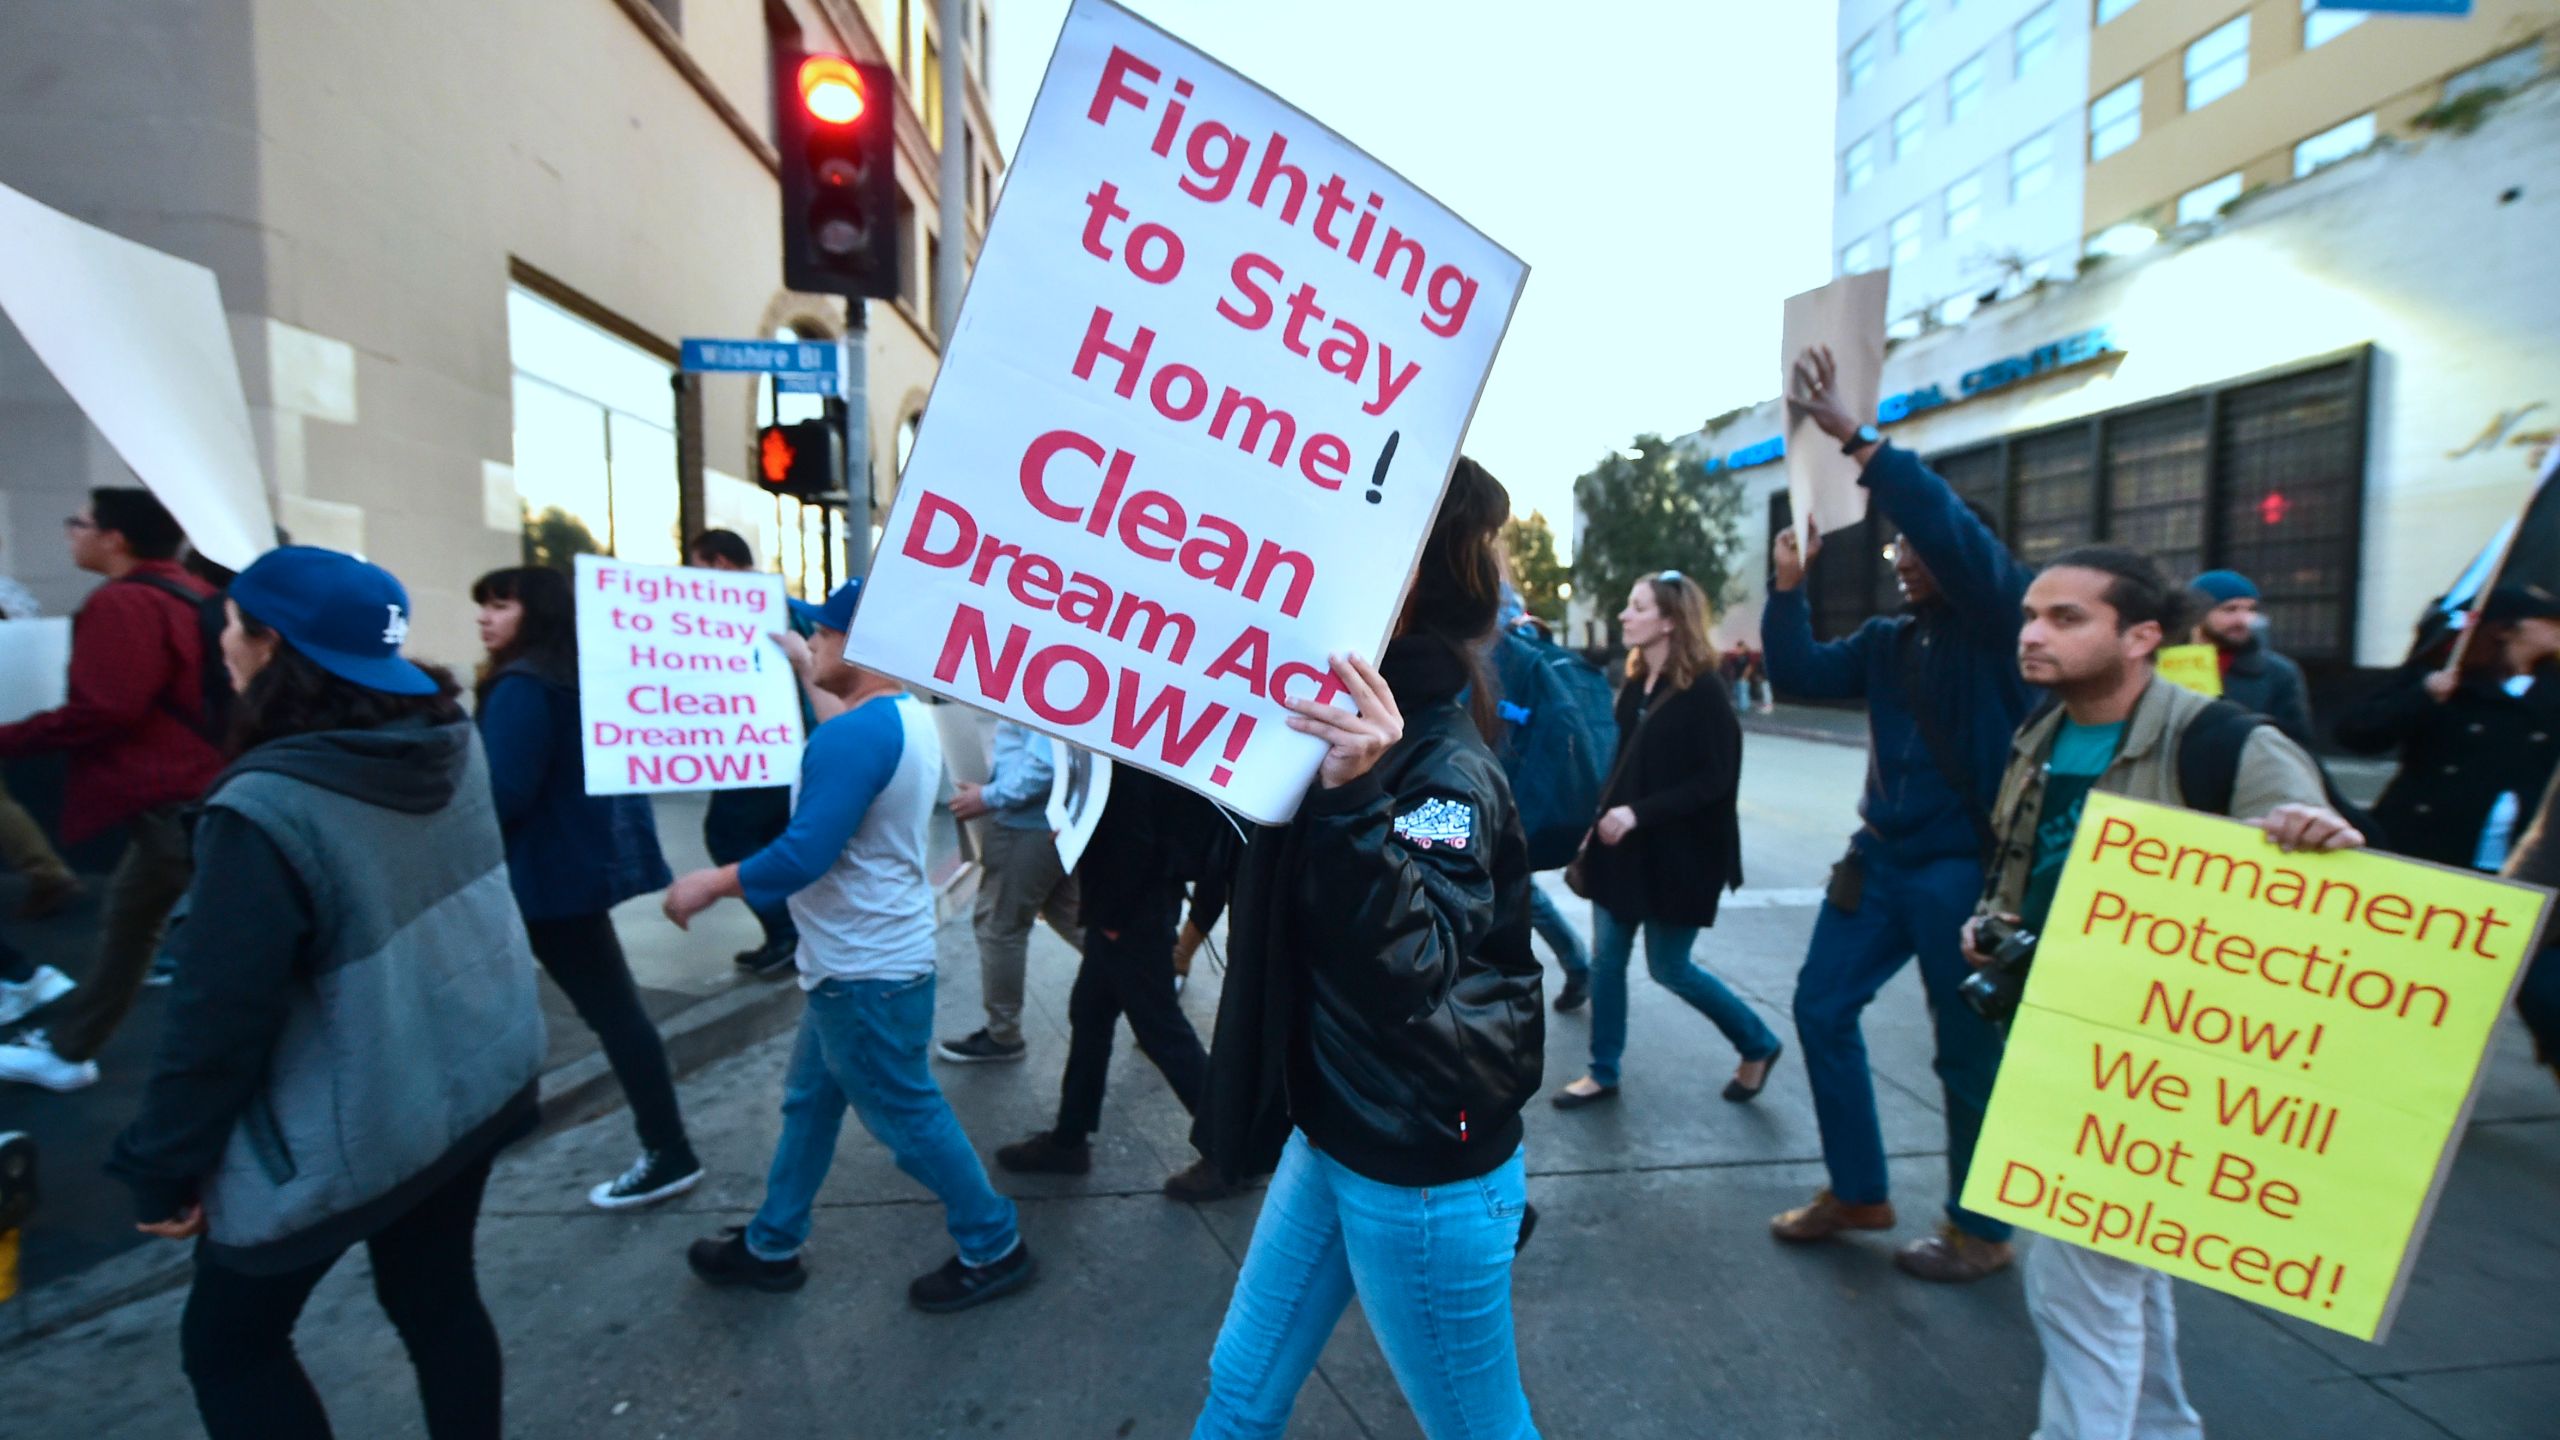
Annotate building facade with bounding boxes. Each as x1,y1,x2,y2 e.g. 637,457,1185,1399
0,0,1002,664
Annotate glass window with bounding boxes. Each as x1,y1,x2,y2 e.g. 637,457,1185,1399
2185,15,2251,112
2176,171,2245,225
2301,0,2365,50
1847,31,1881,92
2097,0,2142,23
1946,173,1984,236
1844,136,1877,193
2011,130,2055,201
2015,3,2059,77
1897,0,1930,52
506,287,681,566
2091,78,2142,160
1890,207,1925,269
1893,101,1927,161
2293,111,2376,177
1842,236,1879,274
1949,52,1988,122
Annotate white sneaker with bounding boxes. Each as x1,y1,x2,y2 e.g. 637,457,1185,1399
0,966,75,1027
0,1029,99,1092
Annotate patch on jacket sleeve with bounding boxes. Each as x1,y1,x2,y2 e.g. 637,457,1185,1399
1392,797,1476,851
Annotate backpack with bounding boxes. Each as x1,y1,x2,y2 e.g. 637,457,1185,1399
121,573,234,743
2174,698,2383,846
1489,626,1618,870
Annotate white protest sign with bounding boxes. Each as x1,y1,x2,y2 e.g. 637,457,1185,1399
573,554,803,796
845,0,1526,826
1779,269,1889,549
0,619,71,725
1045,740,1113,874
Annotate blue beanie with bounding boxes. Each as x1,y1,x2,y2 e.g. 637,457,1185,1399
2191,570,2258,605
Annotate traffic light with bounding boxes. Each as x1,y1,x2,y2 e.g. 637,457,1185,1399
757,419,839,500
775,49,899,299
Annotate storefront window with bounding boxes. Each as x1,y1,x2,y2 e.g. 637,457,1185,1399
507,287,681,566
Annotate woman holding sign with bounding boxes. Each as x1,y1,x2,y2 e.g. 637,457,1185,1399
1191,458,1545,1439
473,566,701,1211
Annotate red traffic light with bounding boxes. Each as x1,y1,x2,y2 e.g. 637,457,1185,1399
798,56,866,126
760,427,798,485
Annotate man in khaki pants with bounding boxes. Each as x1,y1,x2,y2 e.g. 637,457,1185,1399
938,720,1079,1064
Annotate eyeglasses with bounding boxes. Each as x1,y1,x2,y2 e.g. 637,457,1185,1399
62,516,96,533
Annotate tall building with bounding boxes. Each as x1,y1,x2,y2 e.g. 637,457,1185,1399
0,0,1003,661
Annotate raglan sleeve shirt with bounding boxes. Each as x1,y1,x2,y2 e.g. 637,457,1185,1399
736,699,905,913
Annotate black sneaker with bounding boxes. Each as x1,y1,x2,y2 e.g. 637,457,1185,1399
994,1131,1091,1175
936,1029,1028,1064
1162,1156,1234,1202
687,1227,807,1292
734,937,797,979
908,1242,1038,1313
1553,972,1590,1013
588,1148,704,1210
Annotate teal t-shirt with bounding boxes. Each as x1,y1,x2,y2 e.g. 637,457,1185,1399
2020,719,2125,931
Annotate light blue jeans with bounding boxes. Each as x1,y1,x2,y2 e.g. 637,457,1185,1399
746,973,1020,1267
1527,884,1588,979
1588,904,1781,1088
1194,1133,1538,1440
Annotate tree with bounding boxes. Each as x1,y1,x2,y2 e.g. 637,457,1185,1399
1500,510,1572,625
1569,433,1748,636
522,505,603,573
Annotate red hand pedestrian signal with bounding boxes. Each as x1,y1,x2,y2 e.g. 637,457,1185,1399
760,427,797,486
756,420,838,500
2261,490,2290,526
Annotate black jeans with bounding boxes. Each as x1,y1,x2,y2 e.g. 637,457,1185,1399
182,1153,502,1440
524,912,691,1157
703,786,798,949
1055,880,1205,1139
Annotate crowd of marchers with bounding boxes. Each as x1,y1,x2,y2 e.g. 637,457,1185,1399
1,348,2556,1440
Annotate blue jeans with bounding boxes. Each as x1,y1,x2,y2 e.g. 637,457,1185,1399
1791,850,2010,1240
1195,1133,1537,1440
1527,884,1587,978
1587,904,1780,1088
746,974,1020,1267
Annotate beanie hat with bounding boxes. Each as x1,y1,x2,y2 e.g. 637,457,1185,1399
2190,570,2259,605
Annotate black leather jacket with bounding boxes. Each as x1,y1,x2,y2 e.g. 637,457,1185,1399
1193,637,1544,1188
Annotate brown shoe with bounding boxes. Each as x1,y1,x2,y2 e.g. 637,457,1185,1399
1770,1189,1895,1243
1894,1224,2015,1283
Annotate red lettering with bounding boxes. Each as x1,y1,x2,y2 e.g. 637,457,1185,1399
933,605,1028,700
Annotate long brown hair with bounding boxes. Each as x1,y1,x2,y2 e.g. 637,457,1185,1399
1407,456,1511,740
1624,572,1715,692
470,565,578,705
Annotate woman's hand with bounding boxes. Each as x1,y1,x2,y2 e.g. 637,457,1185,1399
1285,654,1403,790
137,1204,206,1240
1595,805,1639,846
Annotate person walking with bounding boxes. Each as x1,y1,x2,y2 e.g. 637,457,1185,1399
668,580,1036,1310
2188,569,2315,745
104,545,545,1440
1550,570,1780,1112
1190,456,1545,1439
0,489,223,1091
471,565,700,1210
938,719,1080,1063
686,529,808,977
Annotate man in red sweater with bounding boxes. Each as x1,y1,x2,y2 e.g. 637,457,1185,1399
0,488,223,1091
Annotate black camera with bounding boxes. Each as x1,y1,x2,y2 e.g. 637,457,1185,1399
1957,916,2039,1023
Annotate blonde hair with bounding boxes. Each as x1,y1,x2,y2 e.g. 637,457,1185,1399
1625,573,1715,691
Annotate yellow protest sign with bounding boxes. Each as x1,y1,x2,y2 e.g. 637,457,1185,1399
2156,644,2223,697
1961,792,2550,1340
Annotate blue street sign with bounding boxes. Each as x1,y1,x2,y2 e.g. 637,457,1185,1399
2312,1,2469,13
680,338,836,375
777,373,843,396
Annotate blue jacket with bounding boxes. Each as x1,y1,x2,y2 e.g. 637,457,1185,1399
476,669,673,921
1762,444,2038,867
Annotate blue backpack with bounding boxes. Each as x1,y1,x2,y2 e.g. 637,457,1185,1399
1489,627,1618,871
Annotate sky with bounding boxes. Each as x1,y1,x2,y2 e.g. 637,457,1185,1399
985,0,1839,553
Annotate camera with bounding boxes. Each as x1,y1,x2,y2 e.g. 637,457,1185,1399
1957,916,2040,1023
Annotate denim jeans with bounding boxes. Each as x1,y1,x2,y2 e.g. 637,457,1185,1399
1791,851,2010,1239
1587,904,1779,1088
747,974,1020,1267
1194,1133,1537,1440
1526,884,1587,979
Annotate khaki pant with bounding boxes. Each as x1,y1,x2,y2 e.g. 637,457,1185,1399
45,806,194,1062
0,778,73,889
2026,1238,2205,1440
970,824,1080,1047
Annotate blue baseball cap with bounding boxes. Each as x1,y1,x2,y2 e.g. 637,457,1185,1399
796,578,864,635
227,546,438,696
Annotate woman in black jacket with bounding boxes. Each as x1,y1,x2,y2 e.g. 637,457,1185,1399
1191,459,1545,1439
106,547,545,1440
1552,571,1781,1111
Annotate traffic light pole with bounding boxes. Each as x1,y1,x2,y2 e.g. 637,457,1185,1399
840,302,871,579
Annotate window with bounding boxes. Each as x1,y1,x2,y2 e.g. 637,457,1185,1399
2176,170,2245,225
1893,101,1927,161
2097,0,2142,23
642,0,681,30
1847,31,1881,92
2301,0,2365,50
1949,52,1987,122
1844,135,1877,193
1896,0,1930,53
2015,3,2058,77
1842,236,1879,274
506,287,682,567
923,35,945,148
1890,207,1925,269
2293,111,2375,177
1946,173,1984,236
2010,130,2054,201
2090,78,2142,160
2185,15,2250,112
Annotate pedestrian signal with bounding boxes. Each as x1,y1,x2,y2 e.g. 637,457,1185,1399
756,419,838,500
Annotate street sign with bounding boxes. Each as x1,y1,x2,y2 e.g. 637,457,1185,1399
679,338,835,376
2312,1,2470,12
777,373,842,395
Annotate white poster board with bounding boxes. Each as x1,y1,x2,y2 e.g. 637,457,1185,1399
1044,740,1113,874
0,619,71,726
845,0,1526,825
573,555,804,796
1779,270,1890,548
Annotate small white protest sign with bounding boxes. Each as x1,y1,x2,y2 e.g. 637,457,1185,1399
1044,740,1113,875
845,0,1526,825
0,619,71,725
573,554,804,796
1779,269,1889,548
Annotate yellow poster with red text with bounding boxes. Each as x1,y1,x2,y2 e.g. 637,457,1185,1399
1962,793,2550,1340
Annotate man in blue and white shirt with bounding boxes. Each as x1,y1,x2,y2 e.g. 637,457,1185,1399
663,580,1034,1312
939,720,1081,1064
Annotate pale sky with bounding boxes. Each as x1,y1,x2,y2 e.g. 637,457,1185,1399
987,0,1840,553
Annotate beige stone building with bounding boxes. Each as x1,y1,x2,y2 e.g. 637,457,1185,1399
0,0,1005,664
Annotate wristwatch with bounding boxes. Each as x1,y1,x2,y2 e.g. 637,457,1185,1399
1841,425,1883,455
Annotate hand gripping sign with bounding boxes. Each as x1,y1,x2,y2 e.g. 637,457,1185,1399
575,554,805,796
1962,793,2551,1340
845,0,1525,825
